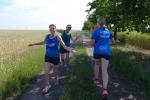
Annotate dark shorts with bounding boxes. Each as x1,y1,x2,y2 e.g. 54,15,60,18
60,47,69,54
45,56,60,65
94,54,110,60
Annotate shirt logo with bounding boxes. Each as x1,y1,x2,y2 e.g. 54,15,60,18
46,43,55,47
100,31,110,38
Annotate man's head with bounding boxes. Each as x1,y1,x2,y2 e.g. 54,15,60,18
66,24,72,32
97,17,106,27
49,24,56,34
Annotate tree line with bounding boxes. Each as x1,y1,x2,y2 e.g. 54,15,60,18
82,0,150,39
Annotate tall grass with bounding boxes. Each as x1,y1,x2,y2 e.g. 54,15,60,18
0,30,47,62
0,30,47,99
118,32,150,49
0,47,45,100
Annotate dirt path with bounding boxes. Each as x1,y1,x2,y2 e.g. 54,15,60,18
14,66,67,100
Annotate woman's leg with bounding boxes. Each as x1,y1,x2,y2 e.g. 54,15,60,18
60,54,65,66
44,62,52,85
66,53,70,66
53,64,59,85
42,62,52,93
101,57,109,90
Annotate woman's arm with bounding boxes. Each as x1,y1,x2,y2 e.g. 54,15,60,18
86,39,95,46
57,34,73,52
28,36,46,46
28,41,45,46
110,37,115,45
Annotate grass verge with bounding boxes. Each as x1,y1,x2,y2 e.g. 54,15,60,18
111,45,150,97
0,46,45,100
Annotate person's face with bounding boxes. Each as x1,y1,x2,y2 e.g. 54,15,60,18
66,27,71,32
49,26,56,34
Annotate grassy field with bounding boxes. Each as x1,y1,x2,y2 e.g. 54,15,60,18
0,30,47,99
0,30,47,63
0,47,45,100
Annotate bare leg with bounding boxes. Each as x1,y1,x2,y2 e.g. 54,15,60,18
42,62,52,93
44,62,52,85
60,54,65,66
63,53,67,67
101,58,109,89
53,64,59,85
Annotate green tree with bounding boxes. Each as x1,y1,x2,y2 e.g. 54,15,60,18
83,0,150,36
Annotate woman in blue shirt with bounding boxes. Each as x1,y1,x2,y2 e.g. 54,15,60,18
87,17,115,97
29,24,75,94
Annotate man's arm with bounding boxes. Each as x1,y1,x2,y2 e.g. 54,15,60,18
71,34,80,43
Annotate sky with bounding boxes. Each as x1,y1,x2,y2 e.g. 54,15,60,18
0,0,92,30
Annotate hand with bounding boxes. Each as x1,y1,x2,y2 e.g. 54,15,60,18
28,44,34,46
70,48,77,54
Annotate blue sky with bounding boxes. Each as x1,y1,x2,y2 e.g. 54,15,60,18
0,0,92,30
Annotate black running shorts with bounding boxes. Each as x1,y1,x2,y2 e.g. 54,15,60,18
45,56,60,65
94,54,110,60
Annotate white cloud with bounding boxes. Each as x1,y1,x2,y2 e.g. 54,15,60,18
0,0,92,29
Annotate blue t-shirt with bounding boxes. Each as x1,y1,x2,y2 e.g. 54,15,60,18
45,34,60,57
91,27,112,55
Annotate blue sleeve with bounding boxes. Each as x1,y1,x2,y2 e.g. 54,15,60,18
91,30,97,40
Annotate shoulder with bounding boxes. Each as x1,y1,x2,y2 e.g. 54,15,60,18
61,30,66,36
55,33,61,40
102,28,111,34
62,30,66,34
105,28,109,31
92,28,100,35
105,28,110,32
